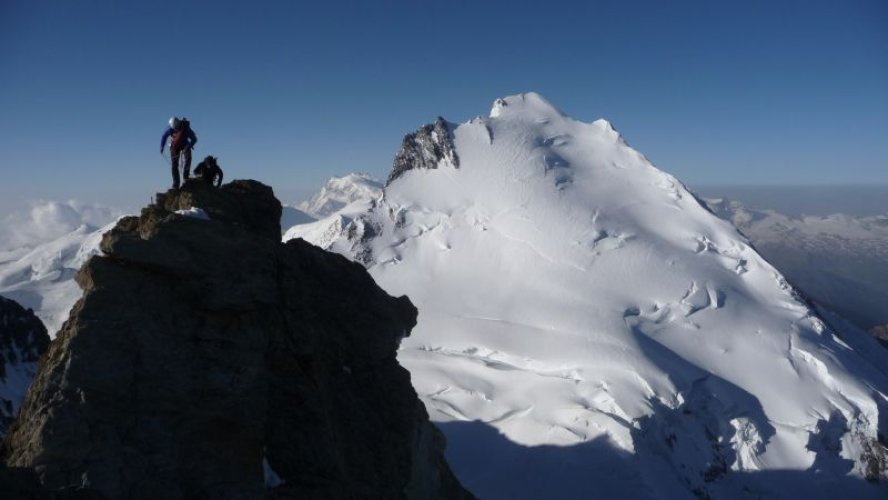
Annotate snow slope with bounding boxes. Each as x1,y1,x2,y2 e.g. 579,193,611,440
290,93,888,499
0,201,123,336
0,221,118,336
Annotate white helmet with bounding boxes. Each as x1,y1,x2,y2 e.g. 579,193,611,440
168,116,180,129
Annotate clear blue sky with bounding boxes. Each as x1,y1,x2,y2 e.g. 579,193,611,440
1,0,886,212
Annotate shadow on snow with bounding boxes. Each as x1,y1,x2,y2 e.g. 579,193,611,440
438,419,886,500
435,317,886,499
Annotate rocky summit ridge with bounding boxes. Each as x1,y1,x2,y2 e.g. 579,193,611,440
0,179,471,499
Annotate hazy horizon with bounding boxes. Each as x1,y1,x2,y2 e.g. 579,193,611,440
692,183,888,217
2,182,887,230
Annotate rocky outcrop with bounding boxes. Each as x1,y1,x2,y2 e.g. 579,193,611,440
0,179,471,499
0,296,49,437
871,325,888,349
387,117,459,186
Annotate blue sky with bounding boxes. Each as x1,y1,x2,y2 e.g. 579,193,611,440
1,0,886,212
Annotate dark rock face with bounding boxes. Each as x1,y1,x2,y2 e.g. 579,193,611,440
872,325,888,349
155,179,283,240
387,117,459,186
0,296,50,437
0,180,472,499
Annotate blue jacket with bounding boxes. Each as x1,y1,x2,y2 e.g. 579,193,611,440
160,125,198,152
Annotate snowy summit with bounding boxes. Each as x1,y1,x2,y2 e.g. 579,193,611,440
289,92,888,499
296,173,383,218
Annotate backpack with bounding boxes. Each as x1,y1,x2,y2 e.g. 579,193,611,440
171,118,192,151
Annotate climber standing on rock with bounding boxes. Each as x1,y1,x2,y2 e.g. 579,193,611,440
160,116,198,190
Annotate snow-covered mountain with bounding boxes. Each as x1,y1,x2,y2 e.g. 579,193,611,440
0,223,115,336
0,202,121,336
287,93,888,499
295,173,383,218
705,198,888,331
283,174,384,250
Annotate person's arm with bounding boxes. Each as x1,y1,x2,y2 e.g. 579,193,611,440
188,129,198,149
160,128,172,152
215,167,223,187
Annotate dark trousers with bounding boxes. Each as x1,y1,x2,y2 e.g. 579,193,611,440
171,147,192,189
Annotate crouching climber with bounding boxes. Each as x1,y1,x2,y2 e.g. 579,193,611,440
194,155,224,187
160,116,198,189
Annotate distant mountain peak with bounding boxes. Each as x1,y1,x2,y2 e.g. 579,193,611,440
297,173,382,218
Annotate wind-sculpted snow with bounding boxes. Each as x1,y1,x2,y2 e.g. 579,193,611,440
294,93,888,498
